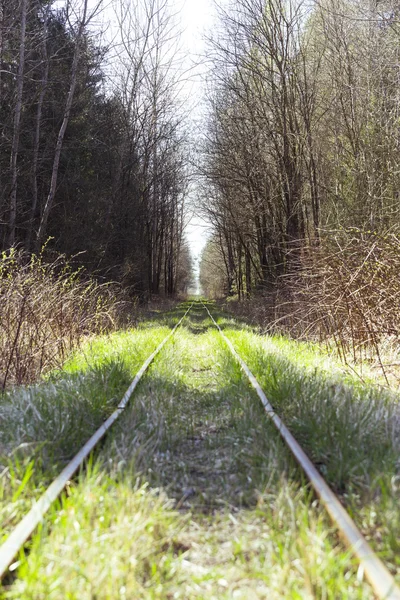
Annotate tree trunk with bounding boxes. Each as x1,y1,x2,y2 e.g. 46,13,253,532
36,0,89,249
8,0,28,247
27,4,49,251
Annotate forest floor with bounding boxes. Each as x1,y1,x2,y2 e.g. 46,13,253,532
1,301,399,598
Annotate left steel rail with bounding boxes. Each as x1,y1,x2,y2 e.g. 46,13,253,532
0,302,193,580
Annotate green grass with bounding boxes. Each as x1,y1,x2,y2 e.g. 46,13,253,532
0,313,185,539
1,300,399,597
216,311,400,576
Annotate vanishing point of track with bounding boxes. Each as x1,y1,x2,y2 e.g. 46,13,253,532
0,301,399,599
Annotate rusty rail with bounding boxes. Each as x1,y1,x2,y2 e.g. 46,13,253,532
0,302,193,580
203,301,400,600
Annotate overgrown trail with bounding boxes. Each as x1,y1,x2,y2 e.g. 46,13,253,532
1,302,400,598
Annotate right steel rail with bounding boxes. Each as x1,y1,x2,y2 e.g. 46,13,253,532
203,302,400,600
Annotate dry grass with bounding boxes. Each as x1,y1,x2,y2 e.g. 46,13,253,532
0,248,134,389
225,229,400,383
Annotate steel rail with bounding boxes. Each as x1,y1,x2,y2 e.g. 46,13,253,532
203,302,400,600
0,302,193,580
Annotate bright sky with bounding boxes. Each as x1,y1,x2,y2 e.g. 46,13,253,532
175,0,216,295
180,0,215,49
175,0,214,265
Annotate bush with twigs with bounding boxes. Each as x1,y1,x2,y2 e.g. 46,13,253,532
0,249,134,389
226,229,400,382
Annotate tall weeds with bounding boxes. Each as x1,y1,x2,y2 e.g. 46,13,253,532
0,249,133,388
227,230,400,382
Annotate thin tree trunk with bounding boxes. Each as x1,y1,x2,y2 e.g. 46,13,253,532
36,0,89,248
8,0,28,247
27,5,49,251
0,0,3,102
0,0,5,246
245,247,251,297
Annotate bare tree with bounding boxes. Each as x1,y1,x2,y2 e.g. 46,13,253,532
26,1,50,251
109,0,189,297
36,0,101,247
8,0,29,247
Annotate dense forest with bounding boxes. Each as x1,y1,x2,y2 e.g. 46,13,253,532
3,0,400,374
199,0,400,369
0,0,191,298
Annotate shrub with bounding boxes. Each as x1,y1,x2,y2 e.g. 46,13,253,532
0,249,134,388
225,229,400,382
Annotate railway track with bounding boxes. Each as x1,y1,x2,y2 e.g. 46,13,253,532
1,300,399,598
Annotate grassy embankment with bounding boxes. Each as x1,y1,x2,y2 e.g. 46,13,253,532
1,301,399,598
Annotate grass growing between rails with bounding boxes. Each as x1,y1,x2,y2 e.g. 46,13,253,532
2,302,383,598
